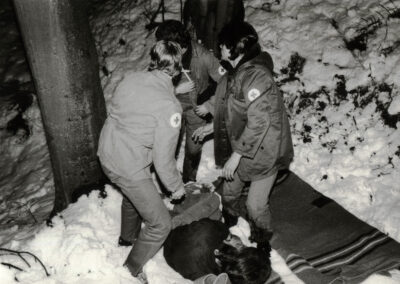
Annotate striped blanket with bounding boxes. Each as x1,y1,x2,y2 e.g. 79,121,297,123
267,172,400,284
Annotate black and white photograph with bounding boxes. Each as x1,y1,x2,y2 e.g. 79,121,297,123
0,0,399,283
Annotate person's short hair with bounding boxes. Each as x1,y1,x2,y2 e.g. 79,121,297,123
218,21,259,60
155,20,191,49
216,244,271,284
148,40,183,77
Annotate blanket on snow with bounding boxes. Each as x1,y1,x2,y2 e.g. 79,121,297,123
267,172,400,284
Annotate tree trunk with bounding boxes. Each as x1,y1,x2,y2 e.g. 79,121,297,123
183,0,244,53
12,0,107,215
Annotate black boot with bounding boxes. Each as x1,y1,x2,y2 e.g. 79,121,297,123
118,236,132,247
249,220,272,256
222,209,239,228
212,177,225,195
256,239,272,257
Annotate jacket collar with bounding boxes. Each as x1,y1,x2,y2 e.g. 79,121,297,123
233,43,262,72
182,41,193,70
152,70,173,89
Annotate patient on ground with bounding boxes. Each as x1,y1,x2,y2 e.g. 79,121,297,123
163,218,271,283
163,176,400,283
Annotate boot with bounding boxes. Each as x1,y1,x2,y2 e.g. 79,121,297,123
256,238,272,257
118,236,132,247
212,177,225,195
136,271,148,284
222,209,239,228
249,220,272,256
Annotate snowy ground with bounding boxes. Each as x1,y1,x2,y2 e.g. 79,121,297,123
0,0,399,283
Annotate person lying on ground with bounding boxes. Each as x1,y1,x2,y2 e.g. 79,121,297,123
163,218,272,283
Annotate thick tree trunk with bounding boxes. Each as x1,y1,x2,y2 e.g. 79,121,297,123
183,0,244,53
12,0,107,214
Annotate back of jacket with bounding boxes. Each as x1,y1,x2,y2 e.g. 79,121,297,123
97,70,183,192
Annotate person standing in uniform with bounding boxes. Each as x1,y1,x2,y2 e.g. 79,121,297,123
97,40,186,280
155,20,226,183
194,22,294,251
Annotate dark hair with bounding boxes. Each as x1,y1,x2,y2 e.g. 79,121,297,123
218,21,258,60
148,40,182,76
216,244,271,284
155,20,191,49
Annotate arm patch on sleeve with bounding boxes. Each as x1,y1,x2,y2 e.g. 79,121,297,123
248,88,261,102
218,66,226,75
170,113,182,128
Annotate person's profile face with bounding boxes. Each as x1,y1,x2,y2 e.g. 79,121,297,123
220,44,231,61
181,46,188,55
223,233,244,250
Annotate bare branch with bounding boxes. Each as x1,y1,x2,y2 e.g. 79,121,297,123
0,248,50,277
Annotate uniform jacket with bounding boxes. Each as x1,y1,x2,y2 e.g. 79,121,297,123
176,41,225,111
205,73,231,167
211,44,293,180
97,70,184,193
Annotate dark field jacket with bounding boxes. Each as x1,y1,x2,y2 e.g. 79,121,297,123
176,41,224,112
212,45,294,180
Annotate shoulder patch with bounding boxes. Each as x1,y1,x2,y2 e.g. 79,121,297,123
247,88,261,102
218,66,226,75
169,113,182,128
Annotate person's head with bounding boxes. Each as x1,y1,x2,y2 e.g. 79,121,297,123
155,20,191,50
148,40,183,77
218,21,259,61
215,235,272,284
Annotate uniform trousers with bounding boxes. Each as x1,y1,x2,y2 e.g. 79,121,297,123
102,167,171,276
180,109,206,183
222,171,277,231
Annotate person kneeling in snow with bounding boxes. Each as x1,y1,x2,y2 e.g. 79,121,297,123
97,40,186,279
163,218,272,284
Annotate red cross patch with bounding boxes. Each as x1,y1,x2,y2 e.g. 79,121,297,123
170,113,182,128
218,66,226,75
247,88,261,102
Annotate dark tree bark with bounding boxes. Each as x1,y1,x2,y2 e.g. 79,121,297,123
12,0,107,215
183,0,244,53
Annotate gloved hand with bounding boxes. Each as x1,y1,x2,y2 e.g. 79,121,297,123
170,187,186,204
192,123,214,142
176,81,196,94
222,152,242,181
194,104,210,117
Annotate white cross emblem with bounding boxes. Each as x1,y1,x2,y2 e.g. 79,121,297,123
218,66,226,75
247,88,261,102
170,113,182,128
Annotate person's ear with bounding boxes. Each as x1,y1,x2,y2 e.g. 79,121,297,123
215,258,222,267
214,249,222,267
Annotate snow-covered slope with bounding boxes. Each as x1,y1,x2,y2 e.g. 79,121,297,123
0,0,399,283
